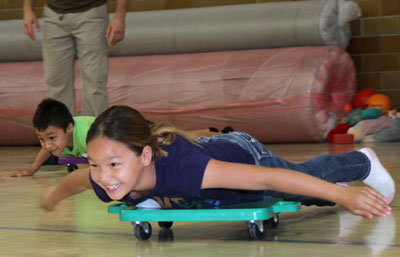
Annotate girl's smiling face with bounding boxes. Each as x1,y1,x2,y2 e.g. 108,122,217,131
88,136,153,200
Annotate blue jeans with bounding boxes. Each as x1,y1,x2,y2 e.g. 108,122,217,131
198,132,371,206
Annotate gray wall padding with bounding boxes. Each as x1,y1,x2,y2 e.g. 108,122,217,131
0,19,44,61
0,0,353,62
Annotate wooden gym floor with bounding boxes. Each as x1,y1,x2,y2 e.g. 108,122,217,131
1,142,399,257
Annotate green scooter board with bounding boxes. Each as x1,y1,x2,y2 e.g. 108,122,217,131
108,198,300,240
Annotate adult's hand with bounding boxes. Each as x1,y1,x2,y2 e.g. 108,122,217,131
23,8,40,40
105,16,125,46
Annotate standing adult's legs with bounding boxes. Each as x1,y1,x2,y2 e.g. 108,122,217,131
42,6,76,115
74,4,109,117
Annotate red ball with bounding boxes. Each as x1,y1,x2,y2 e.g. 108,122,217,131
352,89,377,109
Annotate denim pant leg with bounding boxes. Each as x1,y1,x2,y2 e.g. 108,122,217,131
198,132,371,206
259,150,371,206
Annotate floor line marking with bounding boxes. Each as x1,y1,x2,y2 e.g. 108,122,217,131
1,226,400,247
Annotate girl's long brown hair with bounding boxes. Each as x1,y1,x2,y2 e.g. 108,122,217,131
86,105,196,160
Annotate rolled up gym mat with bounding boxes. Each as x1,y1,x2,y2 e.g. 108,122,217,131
0,46,355,145
0,0,360,61
109,0,359,56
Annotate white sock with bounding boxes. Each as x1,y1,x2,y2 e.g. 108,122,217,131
135,199,161,209
359,148,395,204
336,182,349,187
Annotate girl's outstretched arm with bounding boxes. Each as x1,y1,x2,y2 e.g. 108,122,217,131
202,159,391,219
41,167,93,211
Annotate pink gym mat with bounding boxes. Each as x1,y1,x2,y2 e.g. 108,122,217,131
0,46,355,145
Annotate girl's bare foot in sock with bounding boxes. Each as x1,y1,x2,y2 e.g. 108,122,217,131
359,148,395,204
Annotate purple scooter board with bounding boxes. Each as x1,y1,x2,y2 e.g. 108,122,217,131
58,156,88,172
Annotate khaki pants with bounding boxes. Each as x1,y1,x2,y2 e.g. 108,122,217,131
42,4,109,116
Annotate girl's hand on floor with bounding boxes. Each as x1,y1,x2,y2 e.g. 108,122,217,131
338,186,391,219
40,186,57,212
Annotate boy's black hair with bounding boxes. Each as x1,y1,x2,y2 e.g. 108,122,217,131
33,98,74,132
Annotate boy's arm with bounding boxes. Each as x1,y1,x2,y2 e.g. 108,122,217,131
202,159,391,219
4,148,51,177
41,167,92,211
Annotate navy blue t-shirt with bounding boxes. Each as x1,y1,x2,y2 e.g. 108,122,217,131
89,136,264,208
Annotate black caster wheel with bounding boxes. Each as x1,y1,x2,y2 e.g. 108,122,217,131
158,221,173,229
133,222,152,240
247,221,266,240
66,164,78,173
264,214,279,229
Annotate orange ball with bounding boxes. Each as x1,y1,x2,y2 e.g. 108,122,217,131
365,94,392,111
